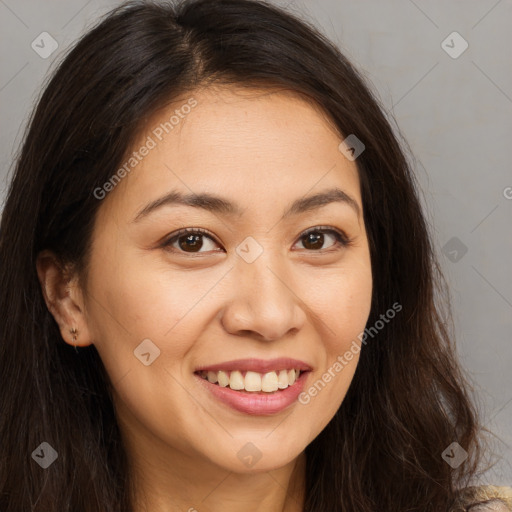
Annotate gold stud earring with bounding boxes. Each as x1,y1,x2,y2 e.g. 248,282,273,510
70,328,78,353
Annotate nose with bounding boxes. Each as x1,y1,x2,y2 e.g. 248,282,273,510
220,252,306,341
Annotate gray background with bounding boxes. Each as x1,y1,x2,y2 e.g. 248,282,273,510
1,0,511,485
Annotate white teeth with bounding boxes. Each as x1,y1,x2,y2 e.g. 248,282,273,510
198,369,303,392
278,370,288,389
261,371,279,392
229,370,244,390
244,371,262,392
217,370,229,387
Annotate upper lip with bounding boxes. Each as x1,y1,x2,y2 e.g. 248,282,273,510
194,358,312,374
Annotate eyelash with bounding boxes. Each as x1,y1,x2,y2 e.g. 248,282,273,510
161,225,353,255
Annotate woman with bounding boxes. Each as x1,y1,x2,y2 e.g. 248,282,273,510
0,0,510,510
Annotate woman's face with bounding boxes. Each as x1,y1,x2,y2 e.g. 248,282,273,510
78,86,372,474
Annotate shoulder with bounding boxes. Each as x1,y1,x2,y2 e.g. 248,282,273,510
449,485,512,511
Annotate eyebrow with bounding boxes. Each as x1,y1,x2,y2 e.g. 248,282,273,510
132,187,361,223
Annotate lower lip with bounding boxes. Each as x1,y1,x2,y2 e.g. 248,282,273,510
194,371,309,416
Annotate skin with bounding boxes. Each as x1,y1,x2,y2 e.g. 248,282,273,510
37,85,373,512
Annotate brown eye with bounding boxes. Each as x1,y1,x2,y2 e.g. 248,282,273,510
294,227,351,252
301,231,326,250
163,228,220,254
162,226,351,256
178,233,204,252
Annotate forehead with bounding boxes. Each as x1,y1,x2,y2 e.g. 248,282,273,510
98,85,362,223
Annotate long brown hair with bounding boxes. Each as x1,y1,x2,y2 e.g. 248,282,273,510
0,0,493,510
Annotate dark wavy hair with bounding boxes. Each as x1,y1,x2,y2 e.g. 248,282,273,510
0,0,494,510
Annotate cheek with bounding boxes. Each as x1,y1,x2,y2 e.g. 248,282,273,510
295,262,371,418
86,247,232,385
301,262,373,348
84,255,204,445
84,252,189,380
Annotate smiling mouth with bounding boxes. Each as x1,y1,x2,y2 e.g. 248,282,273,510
195,369,305,393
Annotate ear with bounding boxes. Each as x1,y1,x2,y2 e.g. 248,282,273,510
36,249,93,347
